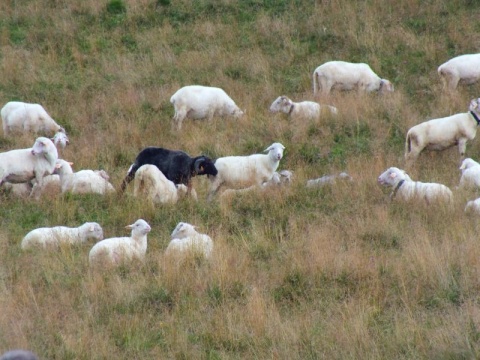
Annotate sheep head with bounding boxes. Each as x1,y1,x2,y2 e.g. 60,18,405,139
193,156,218,176
377,167,408,187
171,222,196,239
125,219,151,237
264,142,285,161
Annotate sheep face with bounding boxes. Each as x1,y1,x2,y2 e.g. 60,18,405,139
84,222,104,241
171,222,196,239
194,156,218,176
377,167,407,187
125,219,151,237
379,79,394,93
52,131,69,149
31,137,56,157
269,96,292,113
469,98,480,112
460,158,479,171
265,142,285,161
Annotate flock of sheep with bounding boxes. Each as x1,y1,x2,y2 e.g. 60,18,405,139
1,52,480,270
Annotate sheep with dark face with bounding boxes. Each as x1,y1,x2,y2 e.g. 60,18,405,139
120,147,218,197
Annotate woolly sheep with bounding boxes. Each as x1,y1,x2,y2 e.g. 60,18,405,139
0,137,58,188
306,172,353,188
465,198,480,214
55,159,115,195
458,158,480,189
170,85,244,130
269,96,337,121
312,61,394,95
405,98,480,166
1,101,65,136
21,222,104,250
220,170,293,198
438,54,480,91
133,164,190,203
89,219,151,265
377,167,453,204
207,142,285,201
165,222,213,259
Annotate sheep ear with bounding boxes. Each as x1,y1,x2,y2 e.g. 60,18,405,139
194,158,204,173
69,162,74,166
125,224,134,230
89,225,94,232
389,172,397,179
55,163,62,169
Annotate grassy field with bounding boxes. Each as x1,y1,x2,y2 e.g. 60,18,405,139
2,0,480,358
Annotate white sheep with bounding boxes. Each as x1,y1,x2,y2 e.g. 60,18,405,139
405,98,480,166
269,96,337,121
55,159,115,195
207,142,285,201
458,158,480,189
165,222,213,259
1,101,65,136
89,219,151,265
465,198,480,214
306,172,353,188
377,167,453,204
133,164,190,203
312,61,394,95
52,130,69,149
220,169,293,198
21,222,104,250
170,85,244,130
438,54,480,91
0,137,58,188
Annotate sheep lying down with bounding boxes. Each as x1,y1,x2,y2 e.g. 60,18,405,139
89,219,152,266
378,167,453,204
165,222,213,260
21,222,104,250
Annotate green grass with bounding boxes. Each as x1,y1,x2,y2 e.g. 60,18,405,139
1,0,480,358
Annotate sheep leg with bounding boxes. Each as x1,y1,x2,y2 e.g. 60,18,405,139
120,171,136,193
207,179,223,202
458,139,467,158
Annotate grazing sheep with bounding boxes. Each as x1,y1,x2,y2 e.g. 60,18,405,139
312,61,394,95
0,137,58,188
133,164,190,203
377,167,453,204
438,54,480,91
0,350,39,360
405,98,480,166
170,85,244,130
89,219,151,265
208,142,285,201
121,147,218,197
55,159,115,195
1,101,65,136
165,222,213,259
21,222,104,250
269,96,337,121
458,158,480,189
306,172,353,187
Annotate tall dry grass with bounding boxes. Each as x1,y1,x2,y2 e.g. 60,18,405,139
1,0,480,358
